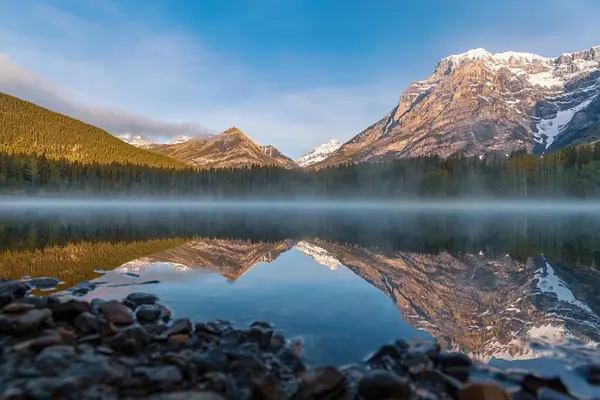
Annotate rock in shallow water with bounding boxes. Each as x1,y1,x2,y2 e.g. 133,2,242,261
126,292,158,306
458,382,509,400
299,366,347,399
27,277,61,289
136,304,162,322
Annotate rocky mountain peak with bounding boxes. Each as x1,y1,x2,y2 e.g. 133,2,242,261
316,45,600,167
297,139,342,167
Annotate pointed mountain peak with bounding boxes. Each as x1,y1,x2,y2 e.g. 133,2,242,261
221,126,248,137
297,139,343,167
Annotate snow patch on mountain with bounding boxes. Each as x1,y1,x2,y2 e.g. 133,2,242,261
295,241,343,270
533,260,594,314
535,96,597,148
168,135,192,145
116,258,191,274
297,140,342,167
117,133,157,149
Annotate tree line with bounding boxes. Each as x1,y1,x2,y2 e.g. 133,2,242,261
3,142,600,197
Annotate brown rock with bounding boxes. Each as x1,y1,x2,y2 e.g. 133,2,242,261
98,300,135,325
13,332,62,351
2,302,35,314
12,308,52,332
166,318,192,336
169,334,190,344
459,383,509,400
252,374,280,400
300,366,347,399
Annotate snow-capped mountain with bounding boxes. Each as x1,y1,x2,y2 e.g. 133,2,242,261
168,135,192,145
294,241,342,270
296,140,342,167
117,133,157,149
318,46,600,166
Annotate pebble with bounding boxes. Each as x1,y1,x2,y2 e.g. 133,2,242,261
0,278,585,400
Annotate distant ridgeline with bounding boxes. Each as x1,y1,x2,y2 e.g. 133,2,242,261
1,143,600,197
3,90,600,197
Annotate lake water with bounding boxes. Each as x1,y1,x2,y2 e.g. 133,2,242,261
1,202,600,396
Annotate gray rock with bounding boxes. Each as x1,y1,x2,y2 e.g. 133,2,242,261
126,292,158,306
28,277,61,289
0,281,29,307
148,391,226,400
73,311,100,334
192,348,228,374
136,304,162,322
7,308,52,333
358,370,412,400
35,345,77,375
2,302,35,314
134,365,183,387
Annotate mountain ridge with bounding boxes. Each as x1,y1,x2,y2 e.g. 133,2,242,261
315,45,600,167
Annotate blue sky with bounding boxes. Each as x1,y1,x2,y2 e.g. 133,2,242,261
0,0,599,157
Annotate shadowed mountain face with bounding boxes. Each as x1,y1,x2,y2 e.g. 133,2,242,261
147,127,297,169
317,46,600,167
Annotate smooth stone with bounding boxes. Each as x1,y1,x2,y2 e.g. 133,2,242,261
2,302,35,314
459,382,510,400
73,311,100,334
98,300,135,325
158,304,173,322
126,292,158,306
28,277,61,288
104,326,152,353
300,366,347,399
11,308,52,332
277,346,306,373
576,363,600,385
269,333,285,352
136,304,162,322
358,370,412,400
443,366,471,383
166,318,192,336
13,332,63,351
169,334,190,344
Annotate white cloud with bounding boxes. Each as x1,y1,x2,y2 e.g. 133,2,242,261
0,0,402,157
0,53,211,140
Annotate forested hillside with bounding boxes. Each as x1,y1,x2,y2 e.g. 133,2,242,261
3,142,600,197
0,92,185,168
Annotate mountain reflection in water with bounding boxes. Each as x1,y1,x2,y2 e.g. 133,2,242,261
1,207,600,396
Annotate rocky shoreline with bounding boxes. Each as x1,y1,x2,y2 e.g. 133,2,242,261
0,279,598,399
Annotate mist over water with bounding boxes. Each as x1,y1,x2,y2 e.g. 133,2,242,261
1,199,600,396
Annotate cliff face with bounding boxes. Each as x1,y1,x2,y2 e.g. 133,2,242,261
317,46,600,167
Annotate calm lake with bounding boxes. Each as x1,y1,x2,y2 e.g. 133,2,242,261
2,201,600,396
